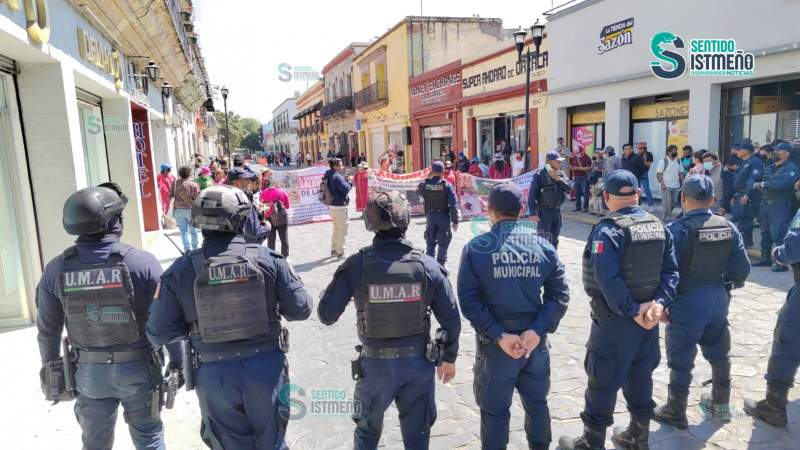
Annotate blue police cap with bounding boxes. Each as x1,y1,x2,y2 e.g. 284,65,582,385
604,170,639,196
740,143,754,152
431,161,445,173
775,142,793,152
681,174,715,201
488,182,522,214
226,167,257,183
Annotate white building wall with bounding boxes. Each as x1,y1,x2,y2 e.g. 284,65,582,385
545,0,800,153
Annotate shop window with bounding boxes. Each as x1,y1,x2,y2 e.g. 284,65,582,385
478,119,494,163
77,99,110,186
0,73,32,323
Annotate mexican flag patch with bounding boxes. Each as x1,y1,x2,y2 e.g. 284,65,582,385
592,241,604,254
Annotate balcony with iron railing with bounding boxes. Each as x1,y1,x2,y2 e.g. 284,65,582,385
320,95,354,118
354,82,388,111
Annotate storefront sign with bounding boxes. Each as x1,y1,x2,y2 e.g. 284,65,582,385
410,68,462,111
77,28,123,88
462,38,549,98
631,100,689,120
571,109,605,124
132,112,159,232
423,125,452,139
597,17,634,54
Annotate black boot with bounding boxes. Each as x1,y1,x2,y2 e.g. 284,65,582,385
744,385,789,427
611,417,650,450
700,361,732,422
653,391,688,429
752,258,772,267
557,423,605,450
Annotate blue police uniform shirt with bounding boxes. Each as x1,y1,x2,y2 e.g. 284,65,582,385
763,160,799,198
457,219,569,340
418,176,459,224
587,206,679,317
667,209,750,288
317,237,461,363
733,156,763,195
527,166,571,214
146,234,313,354
774,210,800,266
36,234,168,365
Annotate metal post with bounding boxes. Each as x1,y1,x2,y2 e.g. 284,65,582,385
523,49,532,172
223,97,231,157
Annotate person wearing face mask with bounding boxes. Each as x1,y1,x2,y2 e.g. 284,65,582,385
751,143,800,271
656,145,683,221
702,153,724,212
228,167,270,244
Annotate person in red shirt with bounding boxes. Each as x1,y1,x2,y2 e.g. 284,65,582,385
157,163,175,216
259,168,291,256
468,156,484,178
489,155,512,179
354,161,370,212
570,145,593,212
443,160,459,197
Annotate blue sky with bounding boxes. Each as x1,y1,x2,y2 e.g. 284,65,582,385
194,0,549,123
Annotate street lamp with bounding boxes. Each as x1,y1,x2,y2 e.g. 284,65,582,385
515,21,545,172
161,82,172,99
220,86,231,157
146,60,160,82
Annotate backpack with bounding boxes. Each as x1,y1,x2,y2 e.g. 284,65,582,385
269,200,288,227
318,175,334,206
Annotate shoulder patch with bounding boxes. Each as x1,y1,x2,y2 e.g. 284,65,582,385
592,241,604,254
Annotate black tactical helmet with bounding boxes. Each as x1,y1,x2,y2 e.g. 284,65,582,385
62,182,128,236
364,190,410,232
191,185,251,232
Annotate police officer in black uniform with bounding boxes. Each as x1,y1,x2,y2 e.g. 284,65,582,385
528,151,571,248
418,161,459,265
146,184,313,450
559,170,679,450
36,183,181,450
653,175,750,429
318,190,461,450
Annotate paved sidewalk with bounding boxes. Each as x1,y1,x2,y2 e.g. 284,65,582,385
2,212,798,449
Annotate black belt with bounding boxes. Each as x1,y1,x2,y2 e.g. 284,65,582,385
360,344,425,359
78,349,151,364
195,340,279,365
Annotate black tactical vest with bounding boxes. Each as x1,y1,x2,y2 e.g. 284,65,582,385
422,180,448,213
537,173,563,209
57,244,141,348
582,212,666,303
355,244,429,339
190,245,272,344
679,214,733,283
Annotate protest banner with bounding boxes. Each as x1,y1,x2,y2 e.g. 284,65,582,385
367,169,532,219
269,166,331,225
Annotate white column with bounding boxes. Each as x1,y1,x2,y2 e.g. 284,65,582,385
604,97,630,148
689,83,722,152
102,97,146,250
16,62,86,262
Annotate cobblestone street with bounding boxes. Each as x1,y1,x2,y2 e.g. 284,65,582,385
2,213,798,449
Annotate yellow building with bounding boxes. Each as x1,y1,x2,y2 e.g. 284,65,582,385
352,21,410,172
294,80,325,162
353,16,514,172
